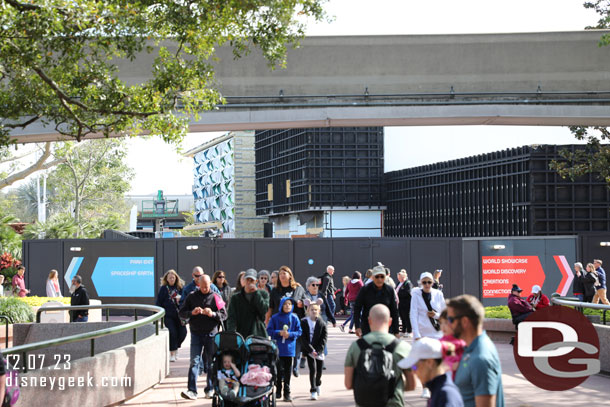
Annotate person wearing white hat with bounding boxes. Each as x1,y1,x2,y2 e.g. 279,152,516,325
398,338,464,407
526,285,550,311
410,272,446,341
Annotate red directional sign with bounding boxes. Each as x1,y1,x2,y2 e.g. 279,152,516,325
482,256,546,298
553,255,574,296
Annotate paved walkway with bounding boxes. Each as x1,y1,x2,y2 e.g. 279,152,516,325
120,322,610,407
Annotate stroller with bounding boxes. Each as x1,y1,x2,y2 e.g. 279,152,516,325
211,332,278,407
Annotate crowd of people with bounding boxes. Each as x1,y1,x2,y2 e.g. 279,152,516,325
573,259,608,304
151,262,509,407
2,255,603,406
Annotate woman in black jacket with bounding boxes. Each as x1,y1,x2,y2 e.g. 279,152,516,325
582,263,599,303
155,269,187,361
573,262,586,301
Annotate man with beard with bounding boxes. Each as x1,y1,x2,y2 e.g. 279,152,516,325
70,275,90,322
447,295,504,407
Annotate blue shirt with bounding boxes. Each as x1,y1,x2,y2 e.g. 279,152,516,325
426,372,464,407
454,331,504,407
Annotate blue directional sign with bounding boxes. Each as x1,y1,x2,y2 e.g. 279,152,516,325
64,257,84,287
91,257,155,297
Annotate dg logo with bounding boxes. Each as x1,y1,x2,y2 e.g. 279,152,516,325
513,306,600,391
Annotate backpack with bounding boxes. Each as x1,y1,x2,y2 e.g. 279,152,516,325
352,338,399,407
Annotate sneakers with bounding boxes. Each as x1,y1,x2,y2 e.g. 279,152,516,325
316,386,321,396
205,390,214,399
169,351,177,362
421,387,431,399
180,390,197,400
348,330,355,334
293,368,299,378
284,394,292,402
276,388,282,399
310,392,318,400
338,324,345,332
300,359,306,369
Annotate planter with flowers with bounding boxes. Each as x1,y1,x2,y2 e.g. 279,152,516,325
0,252,21,295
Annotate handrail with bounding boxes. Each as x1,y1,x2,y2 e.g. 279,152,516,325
551,295,610,324
0,304,165,373
0,316,12,349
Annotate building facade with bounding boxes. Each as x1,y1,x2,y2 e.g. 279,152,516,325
187,131,263,238
384,144,610,237
255,127,385,238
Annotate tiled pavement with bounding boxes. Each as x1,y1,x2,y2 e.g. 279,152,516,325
119,322,610,407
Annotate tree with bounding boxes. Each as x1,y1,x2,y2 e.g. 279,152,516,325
549,127,610,184
0,214,22,258
14,177,62,223
0,142,65,190
50,138,133,236
552,2,610,186
0,0,327,147
584,1,610,43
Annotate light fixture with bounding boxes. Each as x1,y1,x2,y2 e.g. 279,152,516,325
69,247,82,252
186,245,199,251
492,244,506,250
600,242,610,247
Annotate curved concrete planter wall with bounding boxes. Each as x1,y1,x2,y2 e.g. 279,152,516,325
12,323,168,405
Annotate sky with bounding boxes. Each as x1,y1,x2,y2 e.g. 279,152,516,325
123,0,599,195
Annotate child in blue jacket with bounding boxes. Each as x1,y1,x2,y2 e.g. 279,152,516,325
267,297,302,402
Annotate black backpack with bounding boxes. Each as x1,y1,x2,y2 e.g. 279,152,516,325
353,338,399,407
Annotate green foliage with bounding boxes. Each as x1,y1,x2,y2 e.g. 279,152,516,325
484,304,608,321
556,3,610,184
0,297,35,323
0,252,21,285
14,177,62,223
179,211,202,237
584,1,610,45
22,213,78,239
0,0,328,147
0,214,22,258
549,127,610,187
484,306,512,319
49,138,133,237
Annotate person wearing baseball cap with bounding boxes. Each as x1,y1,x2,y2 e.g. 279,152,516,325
226,268,270,338
398,338,464,407
353,265,400,337
507,283,533,326
526,285,550,311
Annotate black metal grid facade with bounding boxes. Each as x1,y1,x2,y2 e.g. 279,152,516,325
384,145,610,237
255,127,384,215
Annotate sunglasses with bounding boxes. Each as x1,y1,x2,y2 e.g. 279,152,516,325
311,284,320,287
421,281,433,285
217,275,225,279
374,275,386,279
259,277,268,280
193,274,203,278
447,315,463,323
